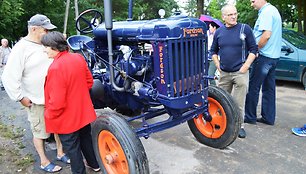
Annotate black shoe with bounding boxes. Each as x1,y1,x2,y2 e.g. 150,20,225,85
238,128,246,138
244,119,257,125
256,118,274,125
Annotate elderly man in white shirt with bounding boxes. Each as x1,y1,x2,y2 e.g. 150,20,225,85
1,14,70,173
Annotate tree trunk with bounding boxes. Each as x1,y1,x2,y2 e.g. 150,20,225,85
63,0,70,35
303,0,306,35
197,0,204,18
292,22,295,29
297,0,302,32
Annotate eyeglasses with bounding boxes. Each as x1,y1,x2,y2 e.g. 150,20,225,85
225,13,238,17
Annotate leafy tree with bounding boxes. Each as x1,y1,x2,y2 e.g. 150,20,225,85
196,0,204,17
184,0,197,17
17,0,67,37
2,0,304,42
236,0,256,27
207,0,222,20
137,0,178,19
0,0,24,43
270,0,305,34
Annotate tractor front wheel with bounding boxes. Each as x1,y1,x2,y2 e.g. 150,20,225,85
92,111,149,174
188,85,241,149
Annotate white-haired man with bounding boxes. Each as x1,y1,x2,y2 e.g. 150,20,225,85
0,38,11,90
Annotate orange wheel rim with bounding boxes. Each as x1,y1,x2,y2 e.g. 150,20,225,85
193,97,227,138
98,130,129,174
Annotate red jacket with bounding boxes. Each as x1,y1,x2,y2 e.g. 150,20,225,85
44,51,96,134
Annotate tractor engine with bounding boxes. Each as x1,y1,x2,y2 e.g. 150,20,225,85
68,13,208,115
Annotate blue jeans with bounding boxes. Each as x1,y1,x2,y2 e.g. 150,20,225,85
59,124,99,174
244,55,279,124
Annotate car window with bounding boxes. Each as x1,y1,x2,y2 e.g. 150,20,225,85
282,30,306,50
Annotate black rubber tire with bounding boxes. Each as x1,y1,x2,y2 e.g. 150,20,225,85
92,110,149,174
302,72,306,90
187,85,241,149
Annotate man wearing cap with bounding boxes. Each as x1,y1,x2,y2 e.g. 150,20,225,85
1,14,69,173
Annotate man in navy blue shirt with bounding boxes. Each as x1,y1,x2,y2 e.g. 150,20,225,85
210,4,257,138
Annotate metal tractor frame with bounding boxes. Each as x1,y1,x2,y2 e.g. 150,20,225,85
67,0,241,173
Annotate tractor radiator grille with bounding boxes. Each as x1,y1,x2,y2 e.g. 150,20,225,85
167,37,205,97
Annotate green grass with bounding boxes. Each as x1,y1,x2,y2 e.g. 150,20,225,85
0,123,23,139
16,154,35,168
0,119,33,171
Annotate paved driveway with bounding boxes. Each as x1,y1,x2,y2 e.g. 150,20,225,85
143,81,306,174
0,80,305,173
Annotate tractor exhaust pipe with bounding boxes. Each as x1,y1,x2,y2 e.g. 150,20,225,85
127,0,133,21
104,0,124,91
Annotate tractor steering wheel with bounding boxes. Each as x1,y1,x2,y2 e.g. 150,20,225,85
76,9,103,34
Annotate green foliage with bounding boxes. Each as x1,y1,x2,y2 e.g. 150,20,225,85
207,0,222,20
269,0,299,28
0,0,304,42
236,0,257,27
0,0,179,40
0,0,24,42
136,0,178,19
184,0,197,17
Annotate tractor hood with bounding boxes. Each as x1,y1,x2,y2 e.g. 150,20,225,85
93,15,207,42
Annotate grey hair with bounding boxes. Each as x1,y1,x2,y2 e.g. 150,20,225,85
1,38,8,43
41,31,68,52
221,4,236,15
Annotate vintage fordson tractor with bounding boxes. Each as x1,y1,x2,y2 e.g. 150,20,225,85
67,0,240,173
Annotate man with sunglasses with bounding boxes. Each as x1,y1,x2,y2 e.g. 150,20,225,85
2,14,70,173
244,0,282,126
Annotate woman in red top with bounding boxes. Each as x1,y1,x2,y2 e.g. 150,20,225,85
42,31,100,174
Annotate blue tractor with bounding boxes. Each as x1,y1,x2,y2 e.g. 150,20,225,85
67,0,240,173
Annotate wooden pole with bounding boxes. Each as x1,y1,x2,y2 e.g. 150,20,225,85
75,0,80,35
63,0,70,37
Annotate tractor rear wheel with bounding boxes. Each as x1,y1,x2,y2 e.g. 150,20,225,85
92,111,149,174
188,85,241,149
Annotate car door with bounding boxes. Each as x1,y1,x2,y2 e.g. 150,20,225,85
276,40,299,79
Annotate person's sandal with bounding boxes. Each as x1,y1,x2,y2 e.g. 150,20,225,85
40,162,62,173
57,154,71,164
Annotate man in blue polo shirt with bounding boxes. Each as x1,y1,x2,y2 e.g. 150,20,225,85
244,0,282,125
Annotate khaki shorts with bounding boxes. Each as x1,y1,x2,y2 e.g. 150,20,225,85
26,104,50,139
